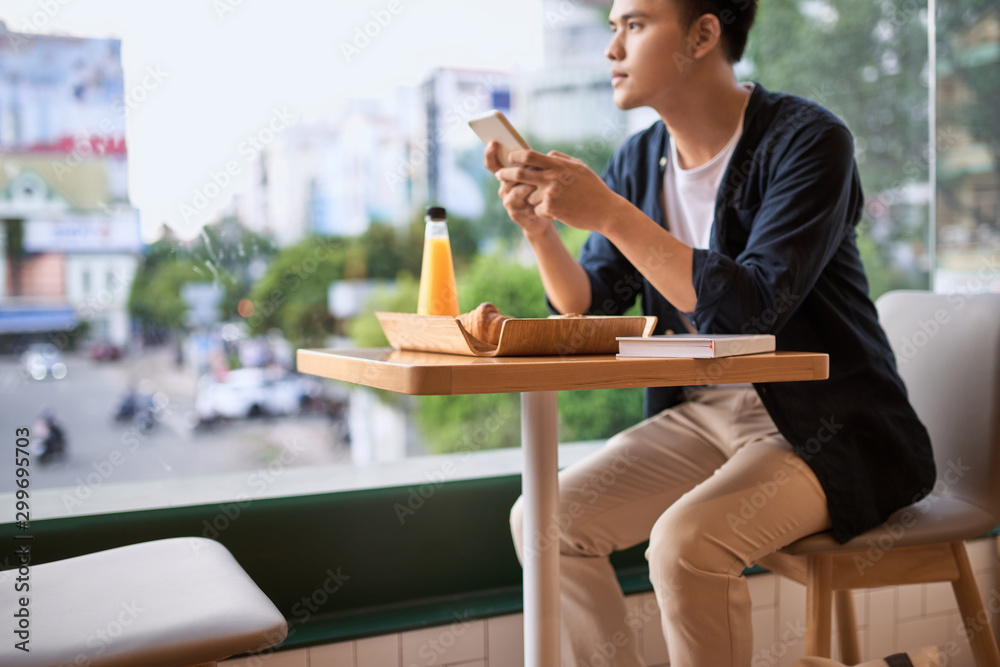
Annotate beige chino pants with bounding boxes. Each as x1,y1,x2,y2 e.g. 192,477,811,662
510,387,833,667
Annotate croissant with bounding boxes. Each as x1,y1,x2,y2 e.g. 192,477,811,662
458,302,511,346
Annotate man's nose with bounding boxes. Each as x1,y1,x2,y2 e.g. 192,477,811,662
605,31,623,61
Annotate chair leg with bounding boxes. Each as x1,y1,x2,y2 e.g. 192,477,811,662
835,589,861,665
949,541,1000,667
806,554,833,658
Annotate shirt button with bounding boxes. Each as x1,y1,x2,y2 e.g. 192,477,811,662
659,156,667,168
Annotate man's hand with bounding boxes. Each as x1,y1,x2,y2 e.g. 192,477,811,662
494,149,625,235
484,141,554,239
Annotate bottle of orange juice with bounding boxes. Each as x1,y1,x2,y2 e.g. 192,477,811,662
417,206,460,317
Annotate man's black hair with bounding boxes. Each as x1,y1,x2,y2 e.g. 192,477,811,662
674,0,759,62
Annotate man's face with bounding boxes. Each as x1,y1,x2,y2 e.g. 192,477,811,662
605,0,691,111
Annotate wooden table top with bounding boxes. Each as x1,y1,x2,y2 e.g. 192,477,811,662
297,348,829,396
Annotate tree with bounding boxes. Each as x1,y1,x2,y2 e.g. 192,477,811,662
190,217,276,321
245,236,346,347
128,237,192,338
128,219,278,338
128,258,202,332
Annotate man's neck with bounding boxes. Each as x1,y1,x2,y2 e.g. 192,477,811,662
657,72,750,170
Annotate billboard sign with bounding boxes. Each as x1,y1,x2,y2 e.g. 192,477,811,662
23,212,142,253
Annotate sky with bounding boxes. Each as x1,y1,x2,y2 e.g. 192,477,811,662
0,0,547,240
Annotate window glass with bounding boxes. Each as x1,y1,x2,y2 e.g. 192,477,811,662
2,1,992,500
934,1,1000,293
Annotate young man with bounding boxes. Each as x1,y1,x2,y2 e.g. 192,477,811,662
485,0,937,664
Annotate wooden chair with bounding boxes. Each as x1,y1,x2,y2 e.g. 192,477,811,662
758,290,1000,666
0,537,287,666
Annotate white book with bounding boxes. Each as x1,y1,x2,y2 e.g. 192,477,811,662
616,334,775,359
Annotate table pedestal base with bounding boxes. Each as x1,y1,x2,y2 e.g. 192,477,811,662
521,391,560,667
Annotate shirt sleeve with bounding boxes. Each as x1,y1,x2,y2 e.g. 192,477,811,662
690,121,862,334
570,147,645,317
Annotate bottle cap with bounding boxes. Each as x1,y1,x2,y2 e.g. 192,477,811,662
426,206,447,220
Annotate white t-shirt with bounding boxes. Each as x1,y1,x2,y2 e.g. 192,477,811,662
662,84,754,251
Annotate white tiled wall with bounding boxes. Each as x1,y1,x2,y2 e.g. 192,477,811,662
220,538,998,667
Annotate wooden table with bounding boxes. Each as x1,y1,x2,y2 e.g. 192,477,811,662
297,348,829,667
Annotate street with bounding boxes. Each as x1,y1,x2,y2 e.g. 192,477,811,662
0,346,350,494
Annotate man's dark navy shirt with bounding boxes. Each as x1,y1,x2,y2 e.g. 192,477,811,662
573,83,936,544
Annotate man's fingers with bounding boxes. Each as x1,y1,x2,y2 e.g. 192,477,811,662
484,141,503,173
504,183,536,206
508,149,557,169
496,164,549,185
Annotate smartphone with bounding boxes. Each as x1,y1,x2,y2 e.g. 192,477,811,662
468,110,531,167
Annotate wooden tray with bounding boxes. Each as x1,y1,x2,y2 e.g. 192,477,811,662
376,312,657,357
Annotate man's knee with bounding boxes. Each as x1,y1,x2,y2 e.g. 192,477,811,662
509,495,525,562
509,492,604,561
646,504,726,586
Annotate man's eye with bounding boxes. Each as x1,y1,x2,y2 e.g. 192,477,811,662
628,21,642,30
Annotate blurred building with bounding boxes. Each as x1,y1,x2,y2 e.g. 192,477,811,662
522,0,618,142
0,23,141,347
420,66,513,219
520,0,655,148
236,4,655,250
237,94,419,247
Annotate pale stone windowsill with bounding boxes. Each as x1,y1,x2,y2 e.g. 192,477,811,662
4,441,606,522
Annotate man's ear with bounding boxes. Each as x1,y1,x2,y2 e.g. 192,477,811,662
687,13,723,60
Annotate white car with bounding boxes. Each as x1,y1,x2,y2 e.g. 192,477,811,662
195,368,309,421
21,343,68,380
